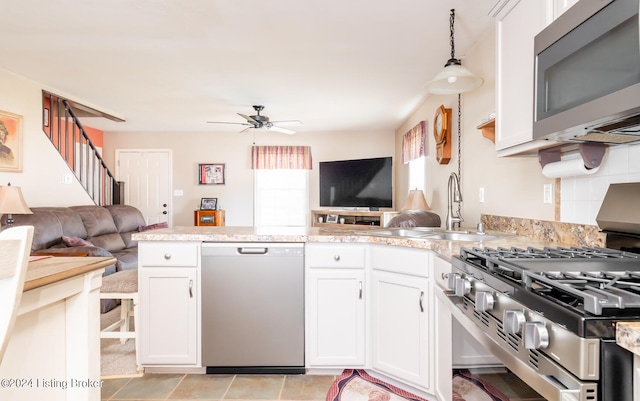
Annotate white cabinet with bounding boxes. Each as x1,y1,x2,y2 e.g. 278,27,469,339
371,245,431,391
305,244,367,367
433,256,453,401
138,241,200,366
494,0,554,155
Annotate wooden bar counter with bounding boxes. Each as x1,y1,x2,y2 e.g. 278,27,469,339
0,256,116,401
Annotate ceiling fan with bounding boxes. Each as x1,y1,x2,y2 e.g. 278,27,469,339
207,105,302,135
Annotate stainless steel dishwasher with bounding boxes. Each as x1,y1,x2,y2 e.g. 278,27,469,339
201,242,304,374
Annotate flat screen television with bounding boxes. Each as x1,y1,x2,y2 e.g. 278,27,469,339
319,157,392,208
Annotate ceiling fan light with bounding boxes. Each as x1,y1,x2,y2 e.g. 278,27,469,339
425,63,484,95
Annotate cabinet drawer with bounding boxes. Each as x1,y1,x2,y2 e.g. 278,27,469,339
370,245,430,277
305,244,366,268
139,242,200,267
433,256,453,290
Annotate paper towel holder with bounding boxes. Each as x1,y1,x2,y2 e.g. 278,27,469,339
538,143,607,169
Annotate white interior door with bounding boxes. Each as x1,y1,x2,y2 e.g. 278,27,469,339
116,149,172,225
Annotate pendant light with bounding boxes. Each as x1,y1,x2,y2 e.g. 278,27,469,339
425,9,483,95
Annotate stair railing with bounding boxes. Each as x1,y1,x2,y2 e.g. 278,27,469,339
43,93,122,205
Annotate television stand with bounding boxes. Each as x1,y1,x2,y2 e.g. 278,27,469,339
311,209,398,229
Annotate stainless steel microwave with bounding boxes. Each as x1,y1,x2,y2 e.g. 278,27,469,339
533,0,640,144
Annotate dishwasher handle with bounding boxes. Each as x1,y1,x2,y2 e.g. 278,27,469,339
237,247,269,255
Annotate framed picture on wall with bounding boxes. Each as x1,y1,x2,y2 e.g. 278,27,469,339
200,198,218,210
0,110,23,172
198,163,225,185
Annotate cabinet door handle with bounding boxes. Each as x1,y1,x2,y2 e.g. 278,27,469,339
334,255,341,262
189,279,193,298
164,253,172,260
419,291,424,312
359,281,363,300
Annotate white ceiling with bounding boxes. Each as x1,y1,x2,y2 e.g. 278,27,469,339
0,0,495,134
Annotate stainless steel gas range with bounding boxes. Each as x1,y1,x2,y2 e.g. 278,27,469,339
444,183,640,401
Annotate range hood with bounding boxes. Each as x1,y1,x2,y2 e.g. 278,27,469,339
596,182,640,235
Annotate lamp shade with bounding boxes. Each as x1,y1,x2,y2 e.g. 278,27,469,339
402,189,431,211
425,60,484,95
0,184,32,215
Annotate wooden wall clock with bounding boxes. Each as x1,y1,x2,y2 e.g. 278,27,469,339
433,104,452,164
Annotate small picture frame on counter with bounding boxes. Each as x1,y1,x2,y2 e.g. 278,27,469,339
200,198,218,210
326,214,339,223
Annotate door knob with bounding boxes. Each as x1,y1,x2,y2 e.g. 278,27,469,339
162,211,168,215
162,203,167,207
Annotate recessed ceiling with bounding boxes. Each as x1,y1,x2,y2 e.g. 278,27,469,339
0,0,495,133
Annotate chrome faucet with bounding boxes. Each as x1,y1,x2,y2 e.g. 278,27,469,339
446,172,463,231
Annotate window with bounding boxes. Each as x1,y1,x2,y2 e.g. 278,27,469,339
254,169,309,227
408,155,425,191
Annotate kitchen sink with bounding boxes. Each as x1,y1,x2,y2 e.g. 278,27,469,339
364,227,509,242
363,227,438,238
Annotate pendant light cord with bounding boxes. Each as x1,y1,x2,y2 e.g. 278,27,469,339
449,9,456,60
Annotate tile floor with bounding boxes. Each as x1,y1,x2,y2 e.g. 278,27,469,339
101,370,542,401
101,374,336,401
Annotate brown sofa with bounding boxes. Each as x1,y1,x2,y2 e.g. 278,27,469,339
4,204,147,312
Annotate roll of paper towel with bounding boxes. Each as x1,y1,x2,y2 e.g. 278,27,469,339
542,157,601,178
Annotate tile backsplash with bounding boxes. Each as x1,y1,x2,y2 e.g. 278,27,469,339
561,142,640,225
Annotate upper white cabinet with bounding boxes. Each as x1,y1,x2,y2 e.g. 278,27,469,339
494,0,555,155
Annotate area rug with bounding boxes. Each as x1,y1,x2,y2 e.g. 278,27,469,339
100,305,142,378
326,369,509,401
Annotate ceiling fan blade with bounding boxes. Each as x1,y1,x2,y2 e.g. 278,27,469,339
238,113,259,124
268,125,296,135
239,126,254,133
269,120,303,127
206,121,251,126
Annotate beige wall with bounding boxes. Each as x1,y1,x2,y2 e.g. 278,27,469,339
102,130,394,226
0,68,94,207
395,24,556,229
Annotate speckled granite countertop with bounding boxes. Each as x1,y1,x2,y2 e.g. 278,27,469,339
616,322,640,356
132,225,559,261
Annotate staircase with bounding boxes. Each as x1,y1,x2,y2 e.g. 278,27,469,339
43,91,123,206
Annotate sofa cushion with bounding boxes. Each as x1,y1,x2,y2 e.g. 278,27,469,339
88,232,126,252
70,205,118,237
111,248,139,271
9,209,63,251
41,207,88,239
106,204,146,233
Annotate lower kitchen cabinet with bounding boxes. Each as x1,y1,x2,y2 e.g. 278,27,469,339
307,269,366,366
138,241,200,366
305,243,367,367
139,267,198,365
372,269,430,390
433,257,454,401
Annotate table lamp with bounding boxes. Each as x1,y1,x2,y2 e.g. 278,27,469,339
0,183,32,228
402,189,430,211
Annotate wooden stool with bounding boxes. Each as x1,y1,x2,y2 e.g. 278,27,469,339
100,269,138,345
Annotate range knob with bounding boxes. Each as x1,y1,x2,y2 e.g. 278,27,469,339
524,322,550,349
503,310,526,335
454,276,471,297
475,291,495,312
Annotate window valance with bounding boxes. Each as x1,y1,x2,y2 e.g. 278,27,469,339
402,121,426,164
251,146,313,170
